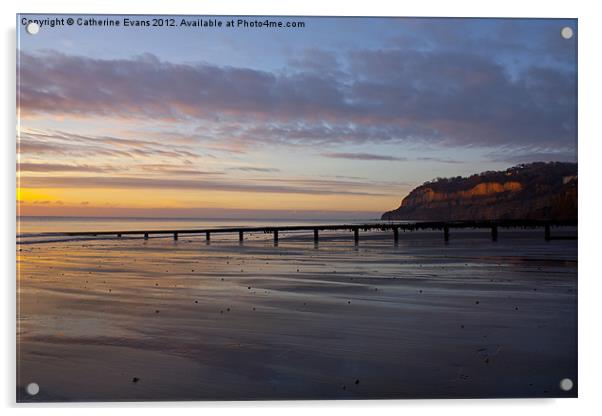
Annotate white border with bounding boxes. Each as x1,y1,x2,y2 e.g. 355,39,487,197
2,0,601,414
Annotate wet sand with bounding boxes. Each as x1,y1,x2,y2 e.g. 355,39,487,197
16,229,577,401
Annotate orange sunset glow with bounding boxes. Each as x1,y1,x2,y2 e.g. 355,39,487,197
17,17,576,219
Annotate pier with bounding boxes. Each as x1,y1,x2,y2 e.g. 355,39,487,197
43,219,576,245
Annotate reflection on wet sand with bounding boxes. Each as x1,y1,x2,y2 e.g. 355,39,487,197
17,230,577,401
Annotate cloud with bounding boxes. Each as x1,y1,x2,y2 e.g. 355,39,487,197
485,147,577,164
18,51,350,122
20,199,64,205
18,47,576,152
18,175,389,196
347,49,576,148
18,129,202,160
229,166,281,172
139,164,224,176
197,122,441,151
321,152,405,161
17,163,114,173
416,157,464,164
287,49,347,79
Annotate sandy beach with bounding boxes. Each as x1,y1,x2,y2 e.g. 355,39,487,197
16,229,577,401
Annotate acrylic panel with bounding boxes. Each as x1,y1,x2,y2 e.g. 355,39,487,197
16,14,577,402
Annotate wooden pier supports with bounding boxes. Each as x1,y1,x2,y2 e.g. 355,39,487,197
61,220,573,246
491,225,498,242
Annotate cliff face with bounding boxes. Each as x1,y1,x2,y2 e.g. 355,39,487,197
381,162,577,221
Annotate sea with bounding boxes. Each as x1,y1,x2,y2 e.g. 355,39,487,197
17,216,392,245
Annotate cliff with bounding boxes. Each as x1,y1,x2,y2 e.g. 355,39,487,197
381,162,577,221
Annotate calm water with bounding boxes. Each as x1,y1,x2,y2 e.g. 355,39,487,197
17,216,394,244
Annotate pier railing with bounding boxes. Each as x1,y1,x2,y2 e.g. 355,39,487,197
34,219,577,244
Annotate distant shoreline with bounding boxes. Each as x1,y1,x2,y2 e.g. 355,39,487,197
17,215,383,221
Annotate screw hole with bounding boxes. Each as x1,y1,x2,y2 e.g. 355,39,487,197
561,26,574,40
26,22,40,35
26,382,39,396
559,378,574,391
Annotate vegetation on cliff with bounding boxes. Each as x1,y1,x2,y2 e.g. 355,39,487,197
381,162,577,221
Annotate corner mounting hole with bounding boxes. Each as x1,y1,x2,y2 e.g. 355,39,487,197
26,22,40,35
561,26,573,40
559,378,574,391
26,382,40,396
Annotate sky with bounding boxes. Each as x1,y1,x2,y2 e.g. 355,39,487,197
16,15,577,219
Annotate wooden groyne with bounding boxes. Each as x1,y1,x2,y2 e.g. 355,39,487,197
42,219,577,244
